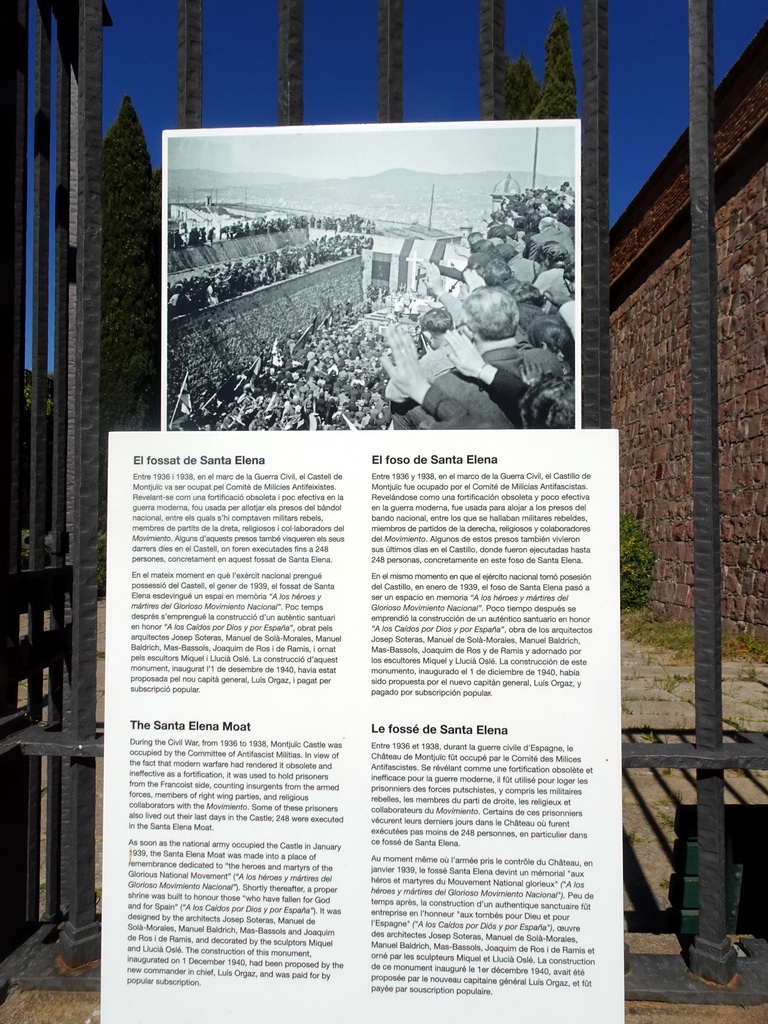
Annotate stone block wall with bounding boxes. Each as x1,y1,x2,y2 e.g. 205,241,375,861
718,160,768,633
611,160,768,635
609,21,768,636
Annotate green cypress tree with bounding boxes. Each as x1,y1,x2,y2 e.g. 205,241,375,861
532,9,577,119
100,96,159,521
505,50,541,120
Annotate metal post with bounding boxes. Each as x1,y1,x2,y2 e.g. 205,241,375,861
377,0,402,123
59,0,102,967
27,0,57,889
9,0,29,584
53,12,73,577
45,6,76,922
478,0,505,120
580,0,610,428
63,23,79,917
30,0,51,574
1,0,28,714
28,0,52,732
277,0,303,126
25,757,42,921
686,0,736,987
177,0,202,129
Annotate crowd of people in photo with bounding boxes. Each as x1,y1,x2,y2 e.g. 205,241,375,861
168,213,310,250
381,180,577,429
171,309,393,431
168,234,374,316
310,213,377,234
169,182,577,431
168,211,378,251
221,328,393,431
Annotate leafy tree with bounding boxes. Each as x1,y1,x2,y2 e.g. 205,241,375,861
532,9,577,119
150,166,164,302
505,50,541,120
619,515,655,610
100,96,160,523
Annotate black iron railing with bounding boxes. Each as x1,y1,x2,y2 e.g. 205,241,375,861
1,0,766,1004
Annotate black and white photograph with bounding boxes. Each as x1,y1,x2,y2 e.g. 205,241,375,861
163,120,579,432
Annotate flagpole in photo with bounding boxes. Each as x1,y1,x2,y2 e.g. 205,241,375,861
169,370,191,428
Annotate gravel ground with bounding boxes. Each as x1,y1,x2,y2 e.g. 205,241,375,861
0,990,100,1024
3,988,767,1023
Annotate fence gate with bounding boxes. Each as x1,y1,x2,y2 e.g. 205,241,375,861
1,0,767,1006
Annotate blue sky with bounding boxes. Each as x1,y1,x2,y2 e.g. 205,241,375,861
100,0,768,222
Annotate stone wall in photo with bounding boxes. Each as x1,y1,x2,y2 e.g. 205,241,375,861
167,256,364,405
168,228,310,275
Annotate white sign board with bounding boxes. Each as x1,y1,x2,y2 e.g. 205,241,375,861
102,429,623,1024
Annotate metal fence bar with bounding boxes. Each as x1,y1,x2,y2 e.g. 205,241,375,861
0,0,28,716
45,9,75,922
30,0,51,574
25,756,42,921
278,0,303,126
580,0,610,428
478,0,505,120
62,6,80,918
687,0,722,753
580,0,615,948
65,12,79,599
27,0,52,733
177,0,202,129
9,0,29,587
24,7,50,929
53,12,72,577
686,0,735,986
377,0,402,123
58,0,102,968
1,0,766,998
45,701,64,919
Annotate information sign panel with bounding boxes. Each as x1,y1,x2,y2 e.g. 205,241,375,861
102,429,623,1024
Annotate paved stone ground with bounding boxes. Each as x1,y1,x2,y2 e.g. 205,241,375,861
2,627,767,1023
1,992,767,1024
620,639,768,1022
